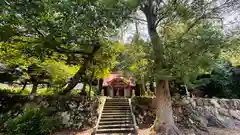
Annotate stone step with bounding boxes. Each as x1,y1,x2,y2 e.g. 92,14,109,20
102,110,131,113
99,120,132,125
104,105,129,108
105,101,128,103
106,100,128,103
100,117,132,121
103,107,130,110
101,114,131,118
102,108,130,111
101,112,131,116
106,98,128,100
95,133,136,135
98,124,133,129
105,102,129,106
104,105,129,107
105,102,129,105
96,127,135,134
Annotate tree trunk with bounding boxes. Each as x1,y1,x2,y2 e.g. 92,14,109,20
142,4,180,134
98,78,103,95
150,77,155,93
146,24,179,134
153,80,180,135
81,83,86,94
141,77,146,96
62,58,90,93
21,81,27,91
89,70,95,98
30,82,38,95
62,46,100,93
135,84,141,96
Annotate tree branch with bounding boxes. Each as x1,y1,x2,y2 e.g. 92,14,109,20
54,46,92,55
129,16,147,23
34,28,45,37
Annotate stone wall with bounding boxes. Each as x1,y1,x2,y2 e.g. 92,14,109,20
180,98,240,129
0,93,99,133
132,97,240,131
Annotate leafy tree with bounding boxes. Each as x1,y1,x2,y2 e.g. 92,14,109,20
195,61,240,98
129,0,240,134
0,37,79,94
118,28,153,95
1,0,137,93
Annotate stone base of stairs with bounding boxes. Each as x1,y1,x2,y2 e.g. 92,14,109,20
95,98,136,135
95,133,136,135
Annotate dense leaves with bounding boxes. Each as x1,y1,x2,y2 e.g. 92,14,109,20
6,108,62,135
196,61,240,98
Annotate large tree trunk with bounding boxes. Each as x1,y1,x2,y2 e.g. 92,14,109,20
153,80,180,135
147,26,179,134
142,3,180,134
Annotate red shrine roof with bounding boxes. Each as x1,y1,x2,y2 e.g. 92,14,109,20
103,72,134,87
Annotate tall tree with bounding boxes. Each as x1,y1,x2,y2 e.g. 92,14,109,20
134,0,240,134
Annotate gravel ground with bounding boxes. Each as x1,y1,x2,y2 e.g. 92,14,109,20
138,128,240,135
207,128,240,135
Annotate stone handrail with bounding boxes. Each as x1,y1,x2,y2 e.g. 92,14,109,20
92,96,106,135
128,98,139,134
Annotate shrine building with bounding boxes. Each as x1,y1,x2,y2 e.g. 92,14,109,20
102,72,135,97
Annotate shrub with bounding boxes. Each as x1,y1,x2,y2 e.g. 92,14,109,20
36,88,54,96
0,87,30,95
6,108,62,135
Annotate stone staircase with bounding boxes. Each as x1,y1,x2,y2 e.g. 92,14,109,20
95,98,135,135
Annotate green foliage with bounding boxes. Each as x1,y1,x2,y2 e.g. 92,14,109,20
0,87,61,96
1,0,137,93
220,37,240,66
89,41,124,79
6,108,62,135
118,32,153,83
195,61,240,98
36,88,54,96
1,0,136,54
0,87,30,95
157,21,227,83
42,59,78,88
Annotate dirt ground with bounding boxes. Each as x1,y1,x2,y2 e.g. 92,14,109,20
51,128,240,135
50,129,92,135
138,128,240,135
